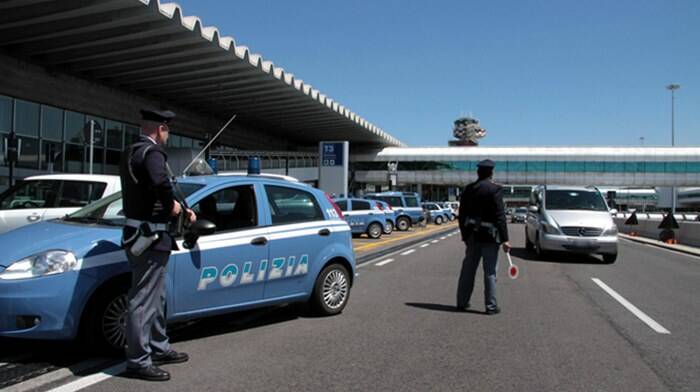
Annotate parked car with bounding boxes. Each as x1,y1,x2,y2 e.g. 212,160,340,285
422,202,450,225
525,185,618,263
373,200,397,234
511,207,528,223
0,173,355,351
364,192,424,231
438,202,457,221
334,198,386,239
0,174,121,235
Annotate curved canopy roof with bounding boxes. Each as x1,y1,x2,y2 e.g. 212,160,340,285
0,0,403,147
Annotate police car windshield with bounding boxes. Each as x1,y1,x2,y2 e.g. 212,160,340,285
545,190,608,211
64,183,204,225
404,197,419,207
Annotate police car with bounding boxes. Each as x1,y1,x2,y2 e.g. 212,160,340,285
334,198,386,239
364,192,424,231
0,172,355,351
422,202,451,225
373,200,396,234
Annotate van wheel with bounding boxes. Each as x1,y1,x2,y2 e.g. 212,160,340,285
435,216,444,225
603,254,617,264
396,217,410,231
383,220,394,234
525,230,534,251
84,285,129,355
311,263,351,315
367,222,383,239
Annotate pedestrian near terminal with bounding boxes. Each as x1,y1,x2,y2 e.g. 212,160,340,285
120,109,196,381
456,159,511,314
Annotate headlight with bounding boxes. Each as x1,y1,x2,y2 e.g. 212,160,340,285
541,222,561,235
604,224,619,236
0,250,77,280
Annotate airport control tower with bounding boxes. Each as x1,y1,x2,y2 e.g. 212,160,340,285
449,116,486,146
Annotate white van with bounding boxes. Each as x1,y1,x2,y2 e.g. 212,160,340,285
525,185,618,263
0,174,121,234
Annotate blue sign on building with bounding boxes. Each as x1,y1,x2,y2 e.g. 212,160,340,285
322,142,343,167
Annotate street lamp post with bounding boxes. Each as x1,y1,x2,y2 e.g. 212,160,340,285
666,84,680,213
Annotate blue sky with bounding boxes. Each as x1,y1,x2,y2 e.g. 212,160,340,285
174,0,699,147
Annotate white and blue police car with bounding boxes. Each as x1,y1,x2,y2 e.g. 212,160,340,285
0,169,355,351
372,200,396,235
334,198,386,239
364,192,424,231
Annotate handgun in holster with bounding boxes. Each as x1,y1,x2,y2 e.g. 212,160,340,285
130,222,160,256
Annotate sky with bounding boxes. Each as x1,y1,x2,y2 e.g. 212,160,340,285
173,0,699,147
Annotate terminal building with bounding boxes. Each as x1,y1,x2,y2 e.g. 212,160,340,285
2,0,700,212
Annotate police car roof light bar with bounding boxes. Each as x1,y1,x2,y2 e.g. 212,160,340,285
248,156,261,175
182,113,237,176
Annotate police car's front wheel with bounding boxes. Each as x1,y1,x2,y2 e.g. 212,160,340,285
84,285,129,355
311,263,351,315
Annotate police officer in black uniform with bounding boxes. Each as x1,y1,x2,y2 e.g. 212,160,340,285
120,109,196,381
456,159,511,314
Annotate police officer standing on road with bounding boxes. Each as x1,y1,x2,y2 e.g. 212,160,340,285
456,159,511,314
120,109,196,381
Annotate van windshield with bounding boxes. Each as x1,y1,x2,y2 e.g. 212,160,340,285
545,190,607,211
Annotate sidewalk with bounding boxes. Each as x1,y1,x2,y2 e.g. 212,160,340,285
619,233,700,258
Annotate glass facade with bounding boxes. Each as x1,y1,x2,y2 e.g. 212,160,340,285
0,94,202,177
352,160,700,174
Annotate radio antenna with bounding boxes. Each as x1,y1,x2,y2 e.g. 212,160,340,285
182,113,237,175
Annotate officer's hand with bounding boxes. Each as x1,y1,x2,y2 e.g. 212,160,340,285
171,201,182,217
502,241,512,253
185,208,196,224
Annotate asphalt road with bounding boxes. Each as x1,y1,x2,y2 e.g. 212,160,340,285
6,225,700,391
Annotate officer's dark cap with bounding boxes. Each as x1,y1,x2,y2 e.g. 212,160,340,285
140,109,175,124
477,159,495,168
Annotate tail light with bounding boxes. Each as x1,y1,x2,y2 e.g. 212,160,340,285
375,203,384,211
324,193,344,219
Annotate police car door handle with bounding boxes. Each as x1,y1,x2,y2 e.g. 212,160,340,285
27,215,40,222
251,237,268,246
318,228,331,236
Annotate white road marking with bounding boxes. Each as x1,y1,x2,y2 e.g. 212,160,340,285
401,249,416,256
375,258,395,266
47,362,126,392
420,243,430,248
591,278,670,334
620,238,700,260
440,236,447,240
431,240,439,244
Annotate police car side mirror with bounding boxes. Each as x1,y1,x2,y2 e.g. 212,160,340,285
191,219,217,236
183,219,217,249
609,209,618,215
528,205,539,213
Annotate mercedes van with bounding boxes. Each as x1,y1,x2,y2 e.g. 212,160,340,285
525,185,618,263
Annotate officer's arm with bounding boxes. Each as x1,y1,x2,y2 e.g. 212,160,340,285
458,190,468,241
144,150,176,214
494,186,509,243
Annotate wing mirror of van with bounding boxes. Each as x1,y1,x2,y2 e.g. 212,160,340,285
183,219,217,249
528,205,539,213
609,208,618,215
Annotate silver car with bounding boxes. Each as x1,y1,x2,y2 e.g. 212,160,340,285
525,185,618,263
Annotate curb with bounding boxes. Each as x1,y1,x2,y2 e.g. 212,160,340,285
357,225,458,265
619,233,700,258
